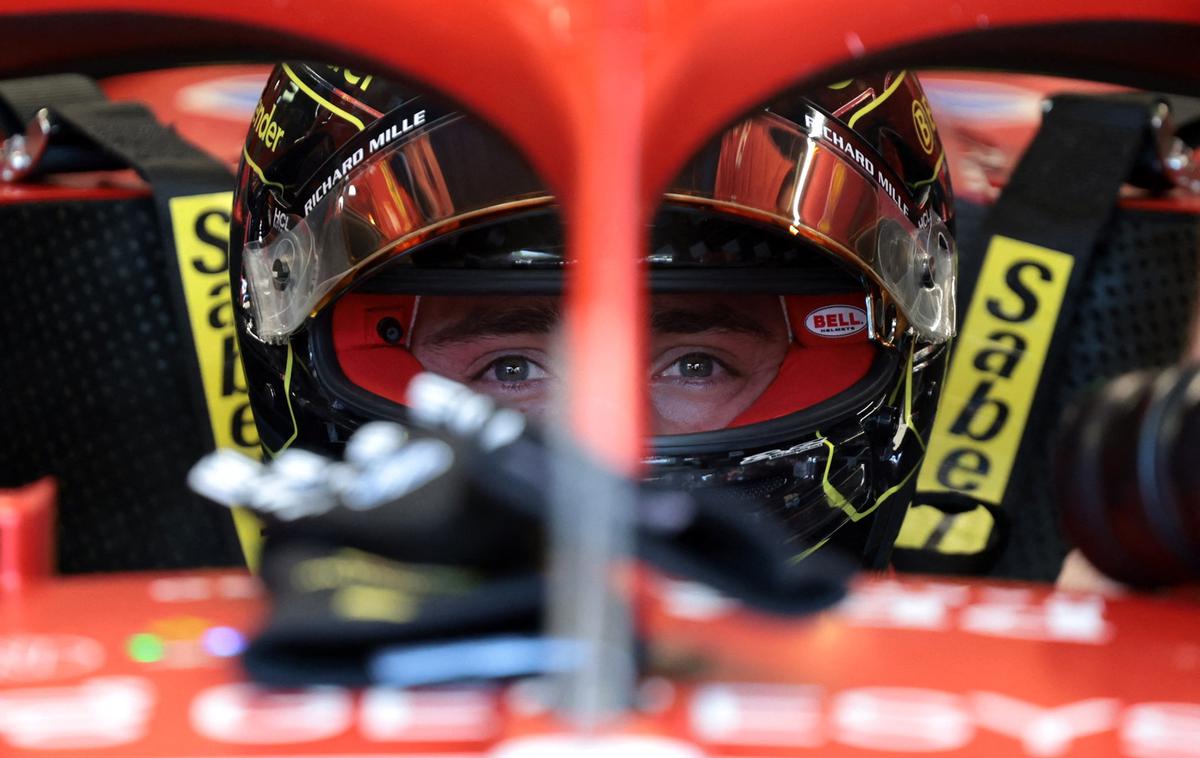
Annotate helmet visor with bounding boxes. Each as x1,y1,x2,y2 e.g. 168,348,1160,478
245,104,954,344
666,107,955,342
243,107,552,343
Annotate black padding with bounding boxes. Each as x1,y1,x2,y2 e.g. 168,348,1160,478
994,208,1199,581
0,197,244,573
993,207,1200,580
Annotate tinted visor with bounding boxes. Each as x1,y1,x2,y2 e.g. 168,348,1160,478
244,108,550,342
244,105,954,344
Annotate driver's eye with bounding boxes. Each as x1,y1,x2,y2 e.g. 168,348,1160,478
677,353,714,378
493,356,532,382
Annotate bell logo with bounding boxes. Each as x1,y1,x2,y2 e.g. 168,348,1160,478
805,306,866,338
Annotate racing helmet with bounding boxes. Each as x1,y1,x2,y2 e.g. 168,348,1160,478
230,62,956,568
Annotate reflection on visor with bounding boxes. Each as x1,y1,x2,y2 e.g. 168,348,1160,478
244,109,552,342
245,104,954,344
666,109,955,343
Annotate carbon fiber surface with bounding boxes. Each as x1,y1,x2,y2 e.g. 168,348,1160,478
0,196,244,573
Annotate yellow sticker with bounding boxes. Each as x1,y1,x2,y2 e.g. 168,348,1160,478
916,235,1074,505
332,585,416,623
912,98,935,154
169,192,263,567
936,506,996,554
894,503,943,549
895,504,995,554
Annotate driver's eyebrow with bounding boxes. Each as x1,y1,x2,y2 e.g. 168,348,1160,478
423,304,562,346
650,304,773,337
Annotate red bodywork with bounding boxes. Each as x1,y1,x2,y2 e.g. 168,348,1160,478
1,562,1199,755
2,0,1199,468
2,2,1200,755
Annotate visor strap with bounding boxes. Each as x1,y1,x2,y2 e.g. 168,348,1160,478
406,295,421,348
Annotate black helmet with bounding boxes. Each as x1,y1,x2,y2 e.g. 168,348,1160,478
230,62,955,567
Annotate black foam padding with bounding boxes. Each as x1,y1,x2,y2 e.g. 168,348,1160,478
991,207,1199,581
0,196,244,573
